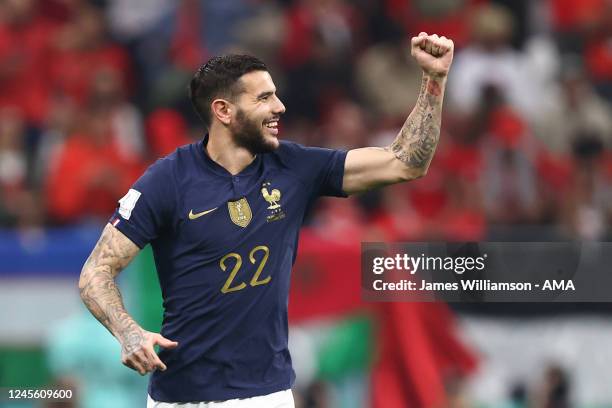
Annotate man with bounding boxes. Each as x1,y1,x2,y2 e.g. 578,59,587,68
78,32,453,407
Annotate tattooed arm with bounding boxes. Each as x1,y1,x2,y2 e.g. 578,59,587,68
79,224,177,375
342,33,454,195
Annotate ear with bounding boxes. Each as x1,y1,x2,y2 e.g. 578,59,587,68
211,98,232,125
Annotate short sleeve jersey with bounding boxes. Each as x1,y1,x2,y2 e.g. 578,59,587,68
109,136,347,402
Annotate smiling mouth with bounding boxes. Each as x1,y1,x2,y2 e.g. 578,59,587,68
263,118,279,134
263,119,278,129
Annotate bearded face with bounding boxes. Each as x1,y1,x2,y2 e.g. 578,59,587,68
229,107,280,154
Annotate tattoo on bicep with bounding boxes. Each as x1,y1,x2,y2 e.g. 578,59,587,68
386,76,443,169
79,225,143,349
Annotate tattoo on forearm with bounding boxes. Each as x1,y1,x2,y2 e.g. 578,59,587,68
79,225,143,353
386,76,444,169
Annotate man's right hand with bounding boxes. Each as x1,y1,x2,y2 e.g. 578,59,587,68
120,329,178,375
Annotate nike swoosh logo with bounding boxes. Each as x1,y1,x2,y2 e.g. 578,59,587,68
188,207,218,220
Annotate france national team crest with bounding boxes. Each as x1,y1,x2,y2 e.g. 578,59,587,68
227,198,252,228
261,182,286,222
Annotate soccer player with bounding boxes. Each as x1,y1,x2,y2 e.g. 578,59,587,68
78,32,453,407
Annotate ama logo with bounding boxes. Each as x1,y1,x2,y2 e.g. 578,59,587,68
542,280,575,290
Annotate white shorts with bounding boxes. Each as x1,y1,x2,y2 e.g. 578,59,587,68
146,389,294,408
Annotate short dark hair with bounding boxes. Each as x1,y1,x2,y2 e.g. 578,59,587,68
188,54,268,129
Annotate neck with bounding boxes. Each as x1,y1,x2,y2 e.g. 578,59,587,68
206,126,256,175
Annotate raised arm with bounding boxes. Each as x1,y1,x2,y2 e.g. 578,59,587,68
342,33,454,195
79,223,177,375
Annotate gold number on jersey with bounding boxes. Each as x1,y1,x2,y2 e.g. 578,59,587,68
219,245,272,294
220,253,247,293
249,246,271,287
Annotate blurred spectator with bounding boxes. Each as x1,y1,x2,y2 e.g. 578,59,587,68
581,1,612,101
137,0,257,111
105,0,173,43
0,107,45,233
0,108,28,225
0,108,27,188
310,197,367,242
145,108,192,158
198,0,257,56
279,0,362,121
302,380,331,408
550,0,604,35
442,172,486,240
233,3,287,67
355,39,422,119
39,0,89,23
534,57,612,154
385,0,487,48
445,374,472,408
44,105,142,224
369,183,426,241
481,106,539,224
319,99,368,149
531,364,571,408
560,136,610,240
500,383,528,408
448,3,548,120
34,97,78,186
135,0,206,110
550,0,606,56
280,0,359,70
482,145,538,225
44,378,78,408
0,0,60,124
50,4,132,106
406,168,449,237
89,68,145,161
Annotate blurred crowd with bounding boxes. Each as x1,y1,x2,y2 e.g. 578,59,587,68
0,0,610,241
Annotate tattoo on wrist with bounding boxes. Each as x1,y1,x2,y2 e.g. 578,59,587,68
121,329,145,355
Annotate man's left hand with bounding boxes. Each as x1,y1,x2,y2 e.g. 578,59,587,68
411,32,454,78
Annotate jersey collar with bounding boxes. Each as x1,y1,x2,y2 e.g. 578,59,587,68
196,134,262,177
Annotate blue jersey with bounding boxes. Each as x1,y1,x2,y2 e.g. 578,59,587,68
109,136,347,402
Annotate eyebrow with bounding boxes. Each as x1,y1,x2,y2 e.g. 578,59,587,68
256,91,274,99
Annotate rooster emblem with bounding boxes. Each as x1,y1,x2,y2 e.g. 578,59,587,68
261,183,281,209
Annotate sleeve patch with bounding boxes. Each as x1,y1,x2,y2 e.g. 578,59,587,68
118,189,142,220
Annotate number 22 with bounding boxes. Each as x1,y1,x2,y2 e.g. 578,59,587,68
219,245,271,294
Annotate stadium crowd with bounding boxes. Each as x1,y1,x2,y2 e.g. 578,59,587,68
0,0,610,242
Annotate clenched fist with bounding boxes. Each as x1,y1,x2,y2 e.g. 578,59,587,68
411,32,454,78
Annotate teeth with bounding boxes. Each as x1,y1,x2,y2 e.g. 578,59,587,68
265,121,278,128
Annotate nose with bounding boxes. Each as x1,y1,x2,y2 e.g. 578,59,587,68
273,95,286,115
